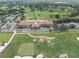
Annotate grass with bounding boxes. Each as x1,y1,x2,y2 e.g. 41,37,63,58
25,7,73,20
0,30,79,58
0,32,13,42
36,10,50,19
32,31,79,57
0,34,33,58
17,43,34,56
25,7,37,20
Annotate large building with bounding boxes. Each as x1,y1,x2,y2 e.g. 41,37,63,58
15,17,52,29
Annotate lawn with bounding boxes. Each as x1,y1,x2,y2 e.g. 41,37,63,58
17,43,34,56
32,31,79,57
25,7,37,20
0,31,79,58
0,32,13,42
0,34,33,58
36,10,50,19
25,7,73,20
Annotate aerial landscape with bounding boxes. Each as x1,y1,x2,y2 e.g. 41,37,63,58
0,0,79,58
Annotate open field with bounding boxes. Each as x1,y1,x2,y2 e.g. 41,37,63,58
0,30,79,58
0,32,13,42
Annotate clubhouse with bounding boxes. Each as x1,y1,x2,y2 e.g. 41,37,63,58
15,17,52,29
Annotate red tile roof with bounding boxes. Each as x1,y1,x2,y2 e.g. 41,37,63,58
18,19,51,28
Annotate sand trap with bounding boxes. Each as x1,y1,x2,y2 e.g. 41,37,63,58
47,40,51,43
59,53,69,58
36,54,44,58
76,37,79,41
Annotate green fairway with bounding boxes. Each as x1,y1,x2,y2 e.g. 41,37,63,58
0,34,33,58
0,32,13,42
25,7,37,20
25,7,74,20
36,10,50,19
0,31,79,58
32,31,79,57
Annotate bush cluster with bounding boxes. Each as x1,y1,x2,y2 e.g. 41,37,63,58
53,17,79,24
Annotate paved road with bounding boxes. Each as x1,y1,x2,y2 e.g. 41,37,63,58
24,27,54,32
58,22,79,28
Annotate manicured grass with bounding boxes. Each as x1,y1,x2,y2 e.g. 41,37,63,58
0,32,13,42
32,31,79,57
25,7,72,20
0,34,33,58
36,10,50,19
17,43,34,56
25,7,37,20
0,30,79,58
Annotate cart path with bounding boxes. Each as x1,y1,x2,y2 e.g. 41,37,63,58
16,33,55,39
0,32,55,52
0,31,16,52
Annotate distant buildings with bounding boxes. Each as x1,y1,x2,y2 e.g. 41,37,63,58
15,17,52,29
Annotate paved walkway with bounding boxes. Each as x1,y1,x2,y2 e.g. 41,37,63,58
0,31,16,52
16,33,55,40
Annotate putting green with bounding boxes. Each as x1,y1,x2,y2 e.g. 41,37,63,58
17,43,35,56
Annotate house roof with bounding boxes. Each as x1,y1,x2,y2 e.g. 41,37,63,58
19,20,51,28
31,22,40,28
15,17,21,22
19,20,31,26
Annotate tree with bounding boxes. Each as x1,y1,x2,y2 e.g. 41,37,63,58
55,14,60,18
0,9,7,23
69,24,76,28
18,7,26,20
49,29,52,32
53,23,58,30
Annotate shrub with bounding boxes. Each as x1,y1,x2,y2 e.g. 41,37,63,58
53,17,79,24
55,14,60,18
69,24,76,28
53,23,58,30
49,29,52,32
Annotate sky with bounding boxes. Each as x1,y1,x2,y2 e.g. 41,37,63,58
0,0,79,3
0,0,26,1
